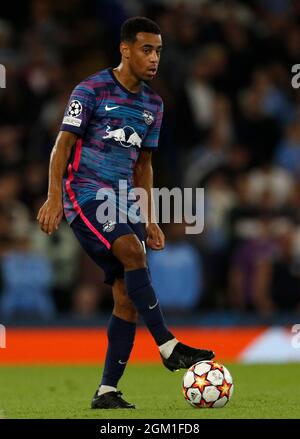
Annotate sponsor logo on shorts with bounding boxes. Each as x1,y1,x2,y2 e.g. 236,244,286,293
103,220,116,233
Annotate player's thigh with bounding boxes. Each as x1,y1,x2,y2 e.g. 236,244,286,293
111,222,147,266
71,215,122,285
70,201,146,283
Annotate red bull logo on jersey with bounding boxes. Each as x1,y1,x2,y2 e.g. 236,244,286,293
103,125,142,148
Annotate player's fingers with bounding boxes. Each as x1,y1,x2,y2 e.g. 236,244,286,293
47,216,59,235
37,201,48,221
148,236,158,247
147,237,162,250
149,230,160,244
41,224,48,234
146,236,153,248
37,211,44,226
37,204,47,223
39,213,47,232
155,233,162,246
153,234,164,249
41,222,49,234
37,205,43,221
54,212,63,230
47,222,55,235
158,238,165,249
41,214,51,234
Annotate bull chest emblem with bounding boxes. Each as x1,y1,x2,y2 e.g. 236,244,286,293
103,125,142,148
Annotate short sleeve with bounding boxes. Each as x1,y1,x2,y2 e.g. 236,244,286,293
60,82,96,137
142,99,163,151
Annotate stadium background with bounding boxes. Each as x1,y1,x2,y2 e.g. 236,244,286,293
1,0,300,369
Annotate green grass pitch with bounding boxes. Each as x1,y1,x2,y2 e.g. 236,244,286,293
0,364,299,419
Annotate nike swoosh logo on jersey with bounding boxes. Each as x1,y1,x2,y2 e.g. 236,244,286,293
118,360,127,365
105,105,120,111
149,300,158,310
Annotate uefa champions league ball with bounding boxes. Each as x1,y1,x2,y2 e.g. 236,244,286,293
182,361,234,408
68,100,82,117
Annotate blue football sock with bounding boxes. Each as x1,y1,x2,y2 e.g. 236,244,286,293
101,314,136,387
125,268,174,346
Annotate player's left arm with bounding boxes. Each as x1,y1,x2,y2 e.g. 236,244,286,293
134,151,165,250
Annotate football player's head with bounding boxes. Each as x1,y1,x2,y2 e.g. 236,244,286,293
120,17,162,81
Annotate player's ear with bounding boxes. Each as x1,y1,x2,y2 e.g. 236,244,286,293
120,41,130,59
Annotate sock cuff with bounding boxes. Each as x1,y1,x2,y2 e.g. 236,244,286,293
98,385,117,395
110,314,136,329
108,314,136,341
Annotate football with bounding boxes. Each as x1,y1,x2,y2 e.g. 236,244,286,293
182,361,234,408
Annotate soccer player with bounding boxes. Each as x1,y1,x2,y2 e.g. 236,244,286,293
37,17,214,409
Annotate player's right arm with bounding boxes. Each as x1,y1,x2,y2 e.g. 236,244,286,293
37,131,77,235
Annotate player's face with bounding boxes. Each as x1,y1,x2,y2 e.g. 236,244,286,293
125,32,162,81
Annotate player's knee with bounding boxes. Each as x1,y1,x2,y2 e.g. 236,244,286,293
112,235,147,270
120,243,146,270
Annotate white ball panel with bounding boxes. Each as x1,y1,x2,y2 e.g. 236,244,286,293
202,385,220,403
183,371,195,388
213,396,228,408
194,362,211,376
186,387,202,404
223,366,233,384
207,369,224,386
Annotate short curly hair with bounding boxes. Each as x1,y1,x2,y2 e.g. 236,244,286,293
121,17,161,42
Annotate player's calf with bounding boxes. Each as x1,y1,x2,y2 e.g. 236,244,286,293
113,296,138,323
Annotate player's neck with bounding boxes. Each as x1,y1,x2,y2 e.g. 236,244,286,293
113,65,141,94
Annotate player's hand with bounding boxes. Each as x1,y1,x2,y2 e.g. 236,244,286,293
146,223,165,250
37,196,63,235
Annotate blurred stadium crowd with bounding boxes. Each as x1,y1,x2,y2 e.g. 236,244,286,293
1,0,300,321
